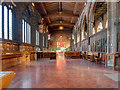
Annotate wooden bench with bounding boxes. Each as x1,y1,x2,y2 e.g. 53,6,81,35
65,51,81,59
43,52,50,58
50,52,56,59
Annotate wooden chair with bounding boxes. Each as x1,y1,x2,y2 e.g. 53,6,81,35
90,52,94,61
94,53,102,63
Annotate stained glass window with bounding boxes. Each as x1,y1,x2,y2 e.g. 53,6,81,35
97,22,103,32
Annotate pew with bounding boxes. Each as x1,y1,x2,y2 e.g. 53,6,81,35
83,51,106,63
50,52,56,59
64,51,81,59
37,52,57,60
43,52,50,58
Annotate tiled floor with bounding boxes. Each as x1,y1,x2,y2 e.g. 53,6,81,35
5,53,119,88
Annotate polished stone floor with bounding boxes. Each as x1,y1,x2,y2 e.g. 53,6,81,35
5,53,118,88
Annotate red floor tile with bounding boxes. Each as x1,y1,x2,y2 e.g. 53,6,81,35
4,53,119,88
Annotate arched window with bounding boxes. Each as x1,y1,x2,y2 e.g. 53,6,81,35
77,33,80,43
82,31,84,40
74,40,75,44
22,19,31,44
97,22,103,32
9,5,13,40
93,28,95,34
36,30,39,45
0,5,13,40
22,19,25,42
105,20,108,28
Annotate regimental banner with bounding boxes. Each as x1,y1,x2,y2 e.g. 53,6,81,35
48,34,51,40
39,24,43,33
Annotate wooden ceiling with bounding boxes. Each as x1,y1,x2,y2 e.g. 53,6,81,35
35,2,85,32
94,2,107,20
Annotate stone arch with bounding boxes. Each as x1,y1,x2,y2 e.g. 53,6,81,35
103,13,108,29
81,15,87,40
95,21,103,32
88,2,97,35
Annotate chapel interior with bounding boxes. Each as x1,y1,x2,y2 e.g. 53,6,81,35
0,1,120,89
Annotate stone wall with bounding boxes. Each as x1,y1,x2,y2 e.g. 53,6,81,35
2,3,48,50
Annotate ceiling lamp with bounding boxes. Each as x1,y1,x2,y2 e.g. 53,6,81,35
59,26,64,30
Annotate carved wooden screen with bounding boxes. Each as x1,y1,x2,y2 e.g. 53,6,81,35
90,29,107,52
82,39,88,51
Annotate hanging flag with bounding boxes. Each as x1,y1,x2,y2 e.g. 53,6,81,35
48,34,51,40
39,24,43,33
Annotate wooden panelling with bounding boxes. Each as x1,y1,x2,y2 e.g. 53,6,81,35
23,44,37,61
64,51,81,59
1,41,37,70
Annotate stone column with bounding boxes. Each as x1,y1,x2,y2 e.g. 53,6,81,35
107,2,118,66
87,19,90,52
89,2,96,36
46,34,48,48
79,27,81,51
30,17,38,46
14,3,26,43
39,33,43,51
75,32,77,51
116,2,120,53
44,33,48,48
